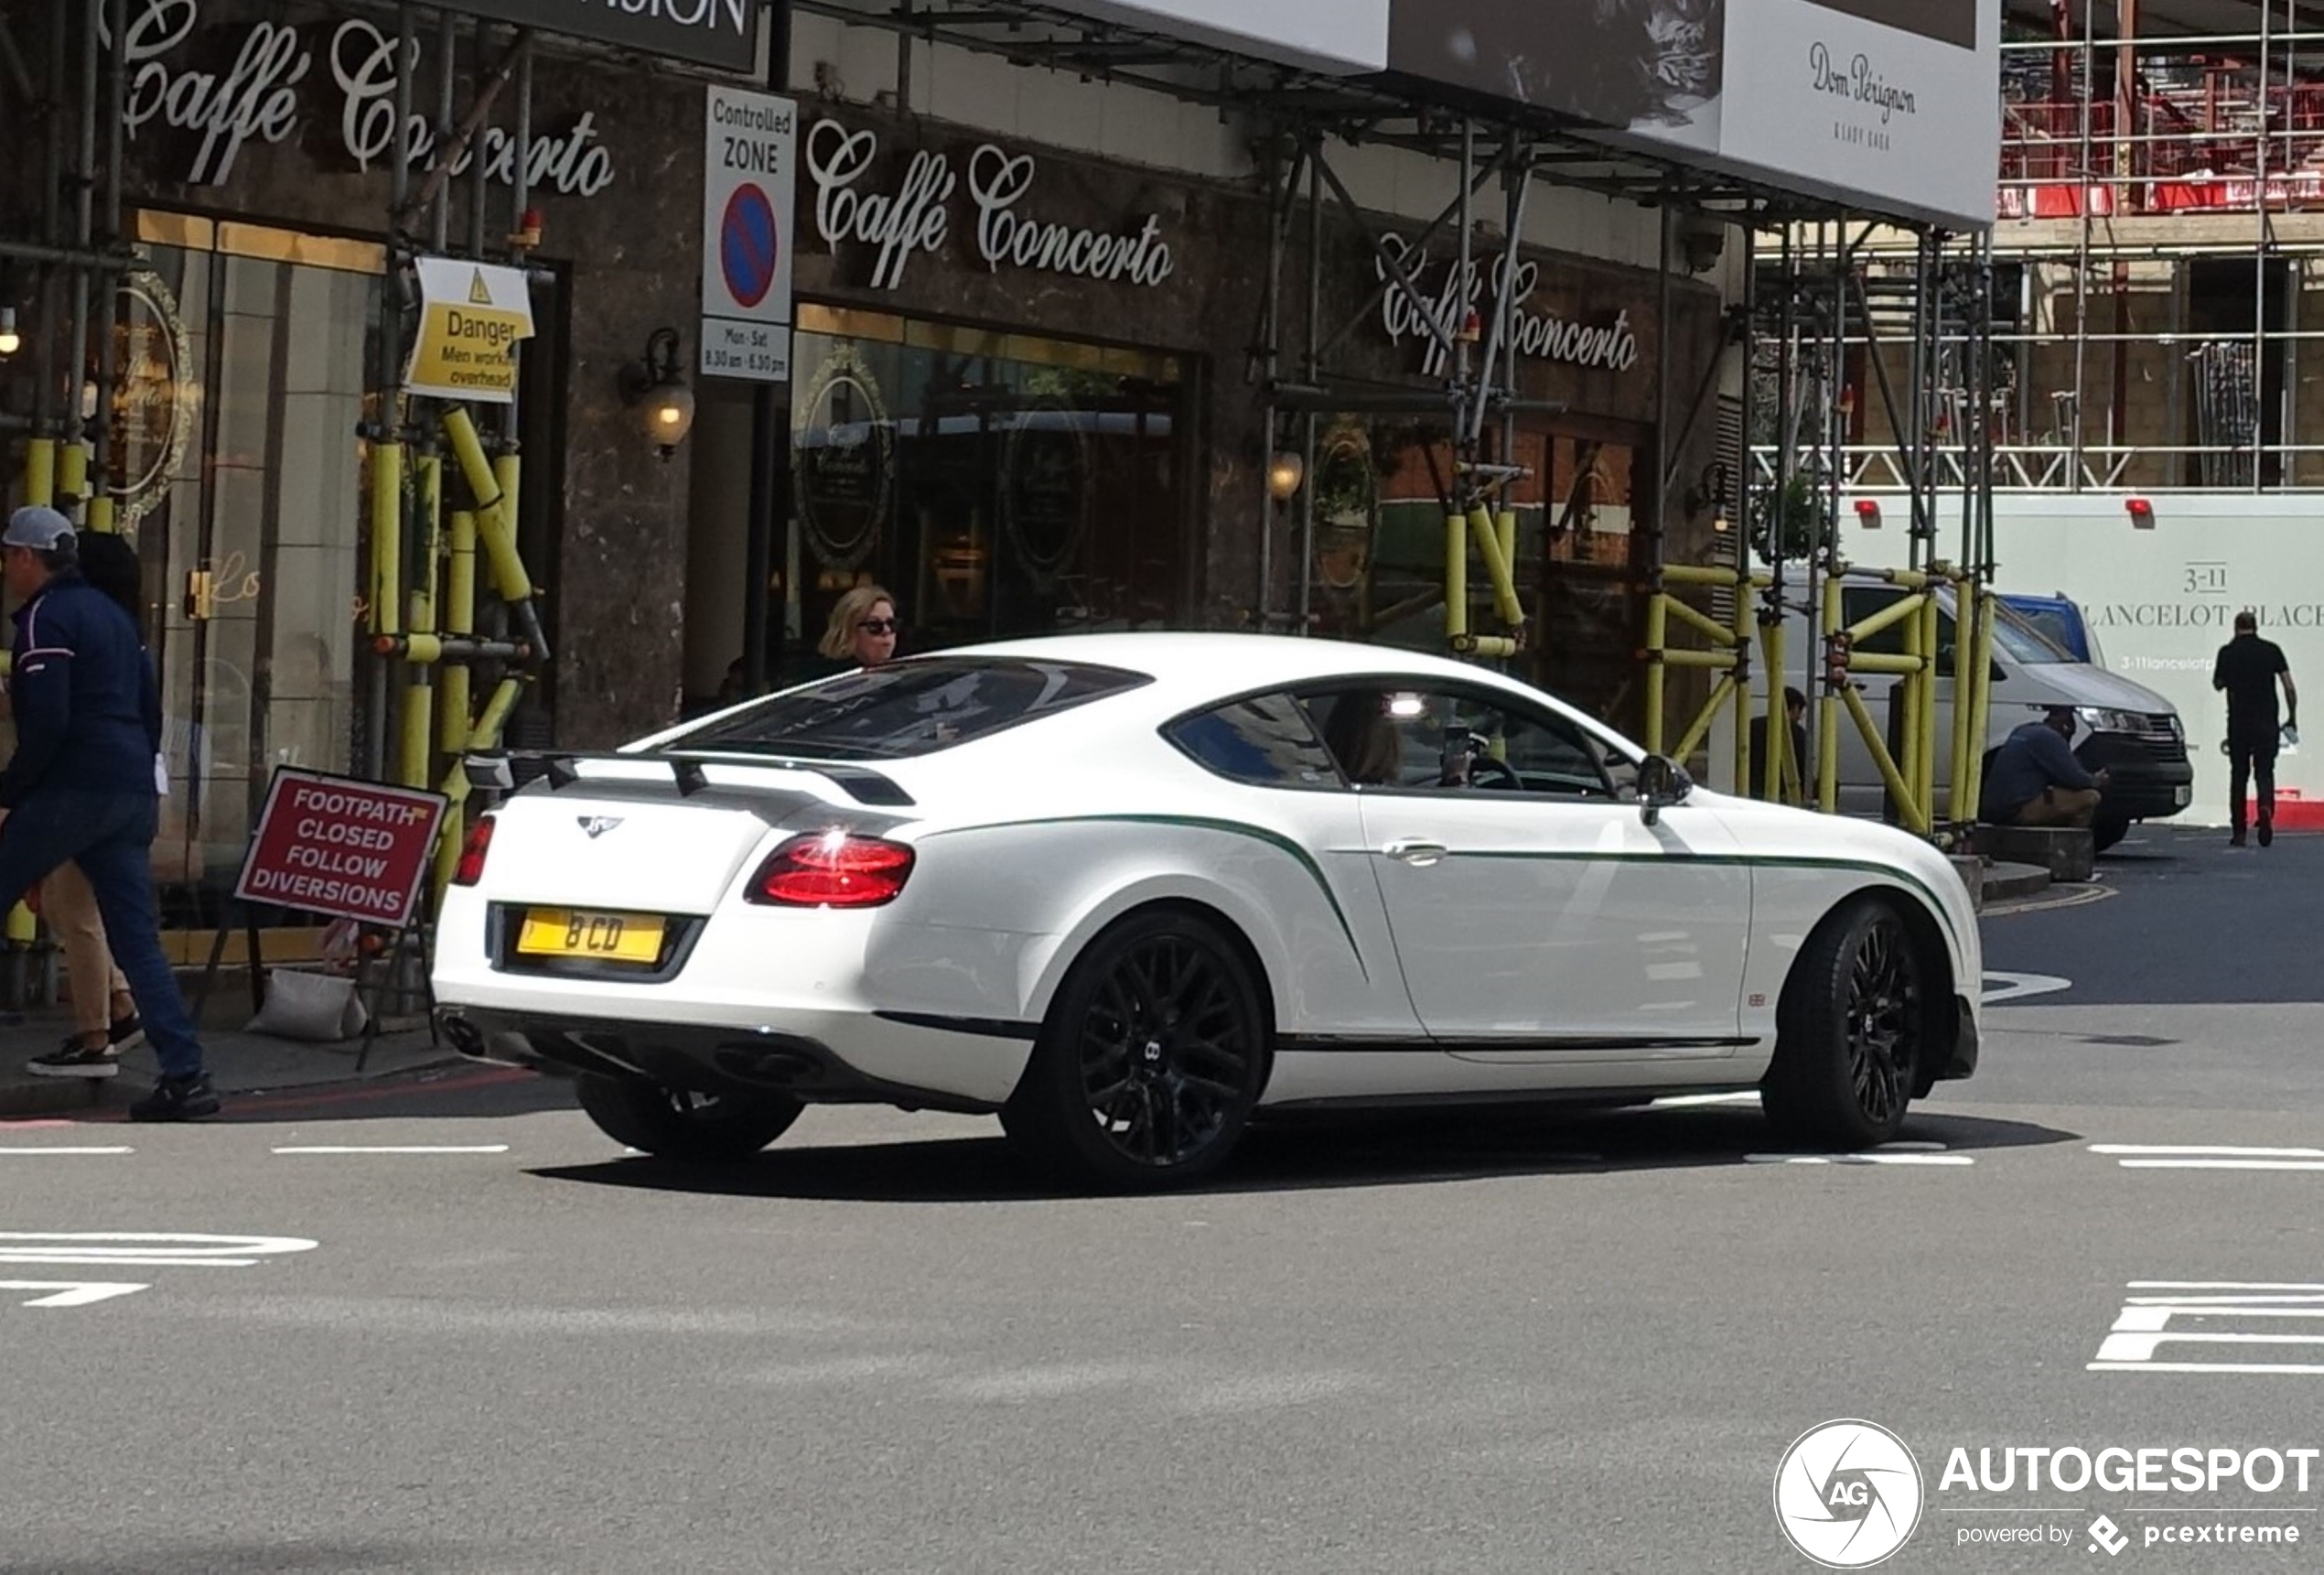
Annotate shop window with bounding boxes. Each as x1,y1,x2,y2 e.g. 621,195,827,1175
106,220,378,911
783,311,1189,680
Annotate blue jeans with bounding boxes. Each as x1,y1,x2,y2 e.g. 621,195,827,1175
0,792,203,1079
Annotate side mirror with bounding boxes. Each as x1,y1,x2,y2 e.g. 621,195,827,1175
1638,754,1693,827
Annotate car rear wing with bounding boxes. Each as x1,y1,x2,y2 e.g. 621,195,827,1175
461,748,915,807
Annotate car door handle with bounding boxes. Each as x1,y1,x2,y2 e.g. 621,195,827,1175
1383,839,1448,867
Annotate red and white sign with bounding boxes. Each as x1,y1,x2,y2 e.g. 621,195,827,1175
234,769,449,928
700,84,796,383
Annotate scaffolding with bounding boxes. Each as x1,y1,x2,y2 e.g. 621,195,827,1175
1824,0,2324,492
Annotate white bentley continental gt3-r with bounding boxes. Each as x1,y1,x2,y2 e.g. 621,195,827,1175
434,633,1981,1189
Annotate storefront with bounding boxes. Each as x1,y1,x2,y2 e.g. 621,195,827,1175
679,103,1727,735
1,0,721,929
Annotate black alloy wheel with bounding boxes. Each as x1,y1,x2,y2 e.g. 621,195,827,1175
1843,911,1918,1130
1004,910,1267,1190
1761,896,1929,1149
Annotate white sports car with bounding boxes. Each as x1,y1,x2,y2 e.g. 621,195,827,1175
435,632,1981,1188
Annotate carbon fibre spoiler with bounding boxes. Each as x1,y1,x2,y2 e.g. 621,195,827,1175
461,748,915,808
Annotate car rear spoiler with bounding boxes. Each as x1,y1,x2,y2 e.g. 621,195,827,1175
460,749,915,808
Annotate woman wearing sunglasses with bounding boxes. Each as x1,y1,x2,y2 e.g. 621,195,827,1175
813,583,901,674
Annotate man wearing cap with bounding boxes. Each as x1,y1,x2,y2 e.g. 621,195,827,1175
2213,610,2297,848
1983,705,2112,830
0,506,215,1119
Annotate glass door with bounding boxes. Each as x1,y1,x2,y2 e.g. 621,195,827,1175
110,217,380,921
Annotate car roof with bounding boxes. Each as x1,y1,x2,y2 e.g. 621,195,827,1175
907,631,1520,705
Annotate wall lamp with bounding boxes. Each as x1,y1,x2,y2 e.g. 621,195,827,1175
1854,498,1883,530
0,307,19,358
619,327,696,459
1266,450,1306,503
1685,460,1732,531
2125,496,2155,528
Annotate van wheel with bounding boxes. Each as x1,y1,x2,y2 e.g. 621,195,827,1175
2092,812,2128,854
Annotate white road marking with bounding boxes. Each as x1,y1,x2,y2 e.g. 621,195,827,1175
271,1145,511,1155
2091,1282,2324,1373
0,1233,317,1270
0,1147,132,1155
2093,1144,2324,1171
1746,1142,1974,1167
0,1280,148,1309
1982,972,2073,1005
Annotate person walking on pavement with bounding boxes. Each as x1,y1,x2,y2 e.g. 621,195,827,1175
0,507,216,1118
19,529,148,1075
2214,609,2298,848
1983,705,2110,829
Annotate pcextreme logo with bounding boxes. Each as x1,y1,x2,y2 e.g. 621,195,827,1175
1775,1419,1926,1569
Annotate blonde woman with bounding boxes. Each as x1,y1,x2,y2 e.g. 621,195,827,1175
814,585,900,673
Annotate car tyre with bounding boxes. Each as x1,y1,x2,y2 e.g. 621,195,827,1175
2091,810,2129,854
575,1073,802,1162
1760,895,1926,1150
1002,909,1268,1192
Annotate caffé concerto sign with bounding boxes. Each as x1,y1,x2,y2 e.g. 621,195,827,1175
110,0,617,194
806,121,1176,294
1377,235,1641,380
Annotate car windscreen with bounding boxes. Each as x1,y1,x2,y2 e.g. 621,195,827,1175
1988,599,2077,665
663,658,1152,761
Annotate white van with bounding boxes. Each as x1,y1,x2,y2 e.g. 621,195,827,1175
1738,582,2192,851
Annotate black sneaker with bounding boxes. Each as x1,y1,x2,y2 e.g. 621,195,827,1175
128,1072,221,1122
108,1013,145,1052
2260,822,2276,848
27,1038,122,1079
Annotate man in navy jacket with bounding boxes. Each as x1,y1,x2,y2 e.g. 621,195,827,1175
0,507,214,1119
1984,705,2111,830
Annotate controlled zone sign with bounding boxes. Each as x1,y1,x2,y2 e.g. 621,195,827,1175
404,257,535,402
700,85,796,383
234,768,450,928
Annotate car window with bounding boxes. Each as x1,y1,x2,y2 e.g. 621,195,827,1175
1845,587,2067,668
668,658,1149,761
1301,685,1615,800
1165,693,1344,787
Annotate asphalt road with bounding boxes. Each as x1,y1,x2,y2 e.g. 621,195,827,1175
4,824,2321,1574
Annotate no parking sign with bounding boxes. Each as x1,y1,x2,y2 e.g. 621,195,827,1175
700,85,796,383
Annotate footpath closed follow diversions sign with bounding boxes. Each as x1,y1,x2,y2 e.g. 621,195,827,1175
233,769,450,930
699,84,796,383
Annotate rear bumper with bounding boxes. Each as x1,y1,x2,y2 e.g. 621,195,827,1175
436,1005,1028,1115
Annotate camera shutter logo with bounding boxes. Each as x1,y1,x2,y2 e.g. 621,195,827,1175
1773,1419,1924,1569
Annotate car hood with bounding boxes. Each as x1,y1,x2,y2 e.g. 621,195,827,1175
2008,661,2176,715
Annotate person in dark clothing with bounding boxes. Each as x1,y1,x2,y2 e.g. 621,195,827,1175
2214,610,2298,847
0,507,215,1119
1747,686,1811,802
1983,706,2110,828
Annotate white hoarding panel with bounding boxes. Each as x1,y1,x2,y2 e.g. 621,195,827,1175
1049,0,1391,75
1837,496,2322,828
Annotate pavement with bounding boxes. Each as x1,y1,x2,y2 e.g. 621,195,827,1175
0,1017,456,1116
0,821,2316,1573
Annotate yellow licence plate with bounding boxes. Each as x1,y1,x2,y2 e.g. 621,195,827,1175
516,909,666,965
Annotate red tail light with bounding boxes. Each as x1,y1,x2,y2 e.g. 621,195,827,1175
748,832,915,908
452,815,496,886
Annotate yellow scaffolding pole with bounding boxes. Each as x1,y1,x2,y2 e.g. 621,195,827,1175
440,509,477,754
1643,593,1667,755
1815,588,1840,814
369,441,403,638
1964,585,1998,823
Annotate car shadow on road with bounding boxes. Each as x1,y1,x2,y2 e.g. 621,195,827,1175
527,1105,2081,1204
